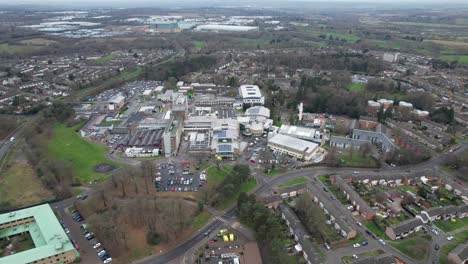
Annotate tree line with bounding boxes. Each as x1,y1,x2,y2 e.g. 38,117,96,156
237,193,296,264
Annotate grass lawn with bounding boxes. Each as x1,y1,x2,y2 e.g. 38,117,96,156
0,145,54,209
48,123,120,184
348,83,365,91
192,211,213,230
368,39,402,49
390,233,431,261
439,230,468,264
363,220,389,240
338,151,377,167
440,55,468,64
434,217,468,232
206,166,233,185
264,168,287,177
193,40,206,49
342,249,384,264
95,54,119,63
278,177,308,187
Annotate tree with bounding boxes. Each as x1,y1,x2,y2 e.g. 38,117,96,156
133,53,138,58
47,59,53,65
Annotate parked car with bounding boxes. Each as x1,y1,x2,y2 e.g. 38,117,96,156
378,239,386,245
447,236,454,241
323,243,331,250
93,242,102,249
103,258,112,263
356,221,362,226
434,244,440,250
353,243,361,248
72,240,79,250
361,241,368,246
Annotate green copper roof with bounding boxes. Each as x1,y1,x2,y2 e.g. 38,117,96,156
0,204,79,264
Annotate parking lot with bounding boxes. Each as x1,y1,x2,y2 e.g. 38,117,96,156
57,204,107,264
154,161,204,192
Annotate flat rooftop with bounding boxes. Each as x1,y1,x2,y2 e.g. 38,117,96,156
269,134,318,154
0,204,78,264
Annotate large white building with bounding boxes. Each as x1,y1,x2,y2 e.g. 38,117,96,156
268,134,319,161
238,85,265,105
245,106,270,122
278,125,324,144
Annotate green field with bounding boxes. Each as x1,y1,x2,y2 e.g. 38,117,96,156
434,217,468,232
47,124,120,184
368,39,402,49
264,168,287,177
348,83,365,91
0,159,54,210
206,166,234,185
278,177,308,187
390,22,468,28
439,230,468,264
363,220,388,239
0,43,42,55
440,55,468,64
193,40,206,49
95,54,119,63
390,233,431,261
338,151,378,167
326,32,359,42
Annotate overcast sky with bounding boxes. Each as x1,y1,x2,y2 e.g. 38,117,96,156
0,0,467,8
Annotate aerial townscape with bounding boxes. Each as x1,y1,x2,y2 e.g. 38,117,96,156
0,0,468,264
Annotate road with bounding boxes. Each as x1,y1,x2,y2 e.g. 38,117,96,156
128,142,467,264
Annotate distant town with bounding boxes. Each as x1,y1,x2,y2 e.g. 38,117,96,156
0,2,467,264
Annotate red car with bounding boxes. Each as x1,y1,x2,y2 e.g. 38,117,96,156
72,240,79,250
171,187,175,192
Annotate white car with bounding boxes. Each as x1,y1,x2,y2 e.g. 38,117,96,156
447,236,454,241
378,239,386,245
93,242,101,249
353,243,361,248
352,254,358,259
352,171,359,174
356,221,362,226
64,228,70,234
103,258,112,263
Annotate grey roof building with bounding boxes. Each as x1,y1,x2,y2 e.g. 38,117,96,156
352,129,395,152
386,218,423,240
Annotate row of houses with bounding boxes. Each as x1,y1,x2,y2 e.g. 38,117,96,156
261,183,357,240
278,204,321,264
331,176,376,220
386,204,468,240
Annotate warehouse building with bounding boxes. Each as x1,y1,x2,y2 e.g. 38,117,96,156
278,124,324,144
267,134,319,161
0,204,79,264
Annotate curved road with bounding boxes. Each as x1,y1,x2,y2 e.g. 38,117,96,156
126,143,467,264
